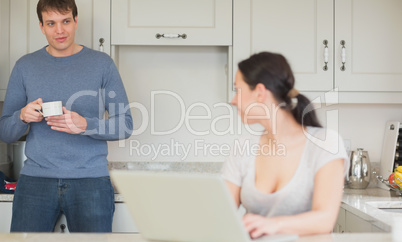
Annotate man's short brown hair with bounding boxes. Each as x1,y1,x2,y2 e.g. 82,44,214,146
37,0,78,25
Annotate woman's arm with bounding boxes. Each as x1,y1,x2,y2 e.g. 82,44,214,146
243,158,345,238
226,181,241,208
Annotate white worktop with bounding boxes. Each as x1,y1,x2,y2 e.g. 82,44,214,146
0,232,395,242
2,186,402,232
1,188,401,241
341,187,402,232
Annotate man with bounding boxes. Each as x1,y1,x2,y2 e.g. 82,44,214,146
0,0,133,232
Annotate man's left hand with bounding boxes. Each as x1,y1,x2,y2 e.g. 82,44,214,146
46,107,87,134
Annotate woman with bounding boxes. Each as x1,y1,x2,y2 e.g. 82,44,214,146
221,52,349,238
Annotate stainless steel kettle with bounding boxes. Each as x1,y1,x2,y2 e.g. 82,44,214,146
346,148,371,189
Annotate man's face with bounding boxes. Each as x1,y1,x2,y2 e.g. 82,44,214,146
39,10,77,57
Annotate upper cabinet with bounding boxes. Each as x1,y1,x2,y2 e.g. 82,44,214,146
0,0,10,100
9,0,111,69
26,0,111,55
335,0,402,92
232,0,402,101
233,0,333,92
111,0,232,46
0,0,111,101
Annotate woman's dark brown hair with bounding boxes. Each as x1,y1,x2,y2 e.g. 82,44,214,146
37,0,78,25
238,52,322,128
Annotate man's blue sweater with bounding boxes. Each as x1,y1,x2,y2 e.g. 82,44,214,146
0,46,133,178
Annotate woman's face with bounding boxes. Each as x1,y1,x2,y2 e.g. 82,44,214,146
231,70,269,125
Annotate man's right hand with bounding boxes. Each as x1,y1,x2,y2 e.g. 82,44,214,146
20,98,44,123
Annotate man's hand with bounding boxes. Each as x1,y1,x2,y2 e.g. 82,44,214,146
20,98,44,123
45,107,87,134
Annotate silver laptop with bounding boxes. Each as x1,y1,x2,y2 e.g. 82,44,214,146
110,170,298,242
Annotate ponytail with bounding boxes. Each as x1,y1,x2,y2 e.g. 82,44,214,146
291,94,321,128
238,51,322,128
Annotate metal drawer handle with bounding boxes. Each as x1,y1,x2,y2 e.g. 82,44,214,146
155,33,187,39
323,40,329,71
340,40,346,71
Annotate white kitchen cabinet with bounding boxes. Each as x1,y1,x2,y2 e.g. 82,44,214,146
0,202,12,233
8,0,111,73
54,214,69,233
334,204,386,233
232,0,402,103
52,203,138,233
0,201,137,233
335,0,402,92
233,0,333,93
345,211,372,233
111,0,232,46
26,0,111,55
0,0,10,101
371,224,386,233
333,207,346,233
113,202,138,233
53,203,139,233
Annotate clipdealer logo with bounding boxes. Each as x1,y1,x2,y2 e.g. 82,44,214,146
129,138,287,161
66,87,342,157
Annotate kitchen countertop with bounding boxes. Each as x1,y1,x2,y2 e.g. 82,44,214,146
0,232,395,242
341,187,402,232
2,162,401,234
0,161,223,202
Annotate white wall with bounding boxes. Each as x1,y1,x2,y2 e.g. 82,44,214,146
107,45,241,162
318,104,402,163
106,46,402,163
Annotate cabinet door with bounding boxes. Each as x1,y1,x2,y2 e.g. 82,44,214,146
335,0,402,92
54,214,69,233
9,0,111,73
111,0,232,46
334,207,346,233
345,211,372,233
27,0,111,54
371,224,386,233
0,202,12,233
113,203,138,233
0,0,10,101
233,0,333,93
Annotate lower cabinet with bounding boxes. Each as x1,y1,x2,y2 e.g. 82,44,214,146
0,201,138,233
333,205,387,233
333,207,346,233
0,202,12,233
112,203,138,233
344,211,372,233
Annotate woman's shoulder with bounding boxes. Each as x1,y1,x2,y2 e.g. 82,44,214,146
304,126,349,174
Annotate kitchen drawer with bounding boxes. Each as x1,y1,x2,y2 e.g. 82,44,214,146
111,0,232,46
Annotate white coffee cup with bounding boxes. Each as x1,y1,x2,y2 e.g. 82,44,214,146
39,101,63,117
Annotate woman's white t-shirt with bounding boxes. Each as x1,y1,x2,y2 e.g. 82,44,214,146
221,127,349,217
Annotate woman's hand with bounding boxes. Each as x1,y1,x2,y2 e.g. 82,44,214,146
45,107,87,134
243,213,280,239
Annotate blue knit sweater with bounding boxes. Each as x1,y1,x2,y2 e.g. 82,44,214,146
0,46,133,178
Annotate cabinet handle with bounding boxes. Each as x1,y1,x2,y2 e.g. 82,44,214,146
323,40,329,71
99,38,105,52
340,40,346,71
155,33,187,39
60,224,66,233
